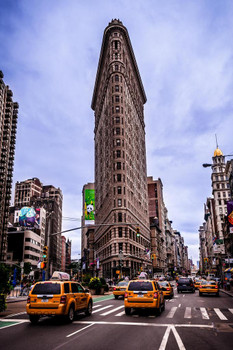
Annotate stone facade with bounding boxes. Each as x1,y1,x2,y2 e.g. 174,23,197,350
92,20,151,278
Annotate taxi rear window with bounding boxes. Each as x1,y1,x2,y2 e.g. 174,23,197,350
31,283,61,295
128,281,153,291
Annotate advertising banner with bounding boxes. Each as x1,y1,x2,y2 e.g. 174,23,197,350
84,189,95,225
227,201,233,226
18,207,41,228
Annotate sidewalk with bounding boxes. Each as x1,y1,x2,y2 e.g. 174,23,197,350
220,288,233,297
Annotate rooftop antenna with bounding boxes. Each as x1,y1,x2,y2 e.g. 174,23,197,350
215,134,219,149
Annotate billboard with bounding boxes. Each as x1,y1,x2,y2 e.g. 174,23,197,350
17,207,41,229
227,201,233,227
84,189,95,225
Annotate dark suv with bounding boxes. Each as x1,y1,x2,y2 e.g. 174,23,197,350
177,278,195,293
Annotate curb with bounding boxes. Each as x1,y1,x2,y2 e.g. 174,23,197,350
220,289,233,297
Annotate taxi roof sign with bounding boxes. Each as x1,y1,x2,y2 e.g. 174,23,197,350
50,271,70,281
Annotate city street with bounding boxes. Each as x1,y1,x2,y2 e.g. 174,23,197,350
1,289,233,350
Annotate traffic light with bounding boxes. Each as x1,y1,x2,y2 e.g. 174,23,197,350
43,246,48,262
136,227,140,237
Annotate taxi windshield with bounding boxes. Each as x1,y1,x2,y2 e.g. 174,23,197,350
128,281,153,291
31,283,61,295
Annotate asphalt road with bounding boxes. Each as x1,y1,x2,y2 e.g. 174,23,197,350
1,289,233,350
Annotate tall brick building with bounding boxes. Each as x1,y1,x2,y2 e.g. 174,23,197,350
0,71,19,261
91,20,151,278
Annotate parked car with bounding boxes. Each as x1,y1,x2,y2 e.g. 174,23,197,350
177,278,195,293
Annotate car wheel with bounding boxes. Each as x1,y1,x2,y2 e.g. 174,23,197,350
67,305,75,323
85,301,92,316
216,292,219,297
199,292,202,296
125,307,131,315
192,289,195,293
29,315,39,324
114,295,119,299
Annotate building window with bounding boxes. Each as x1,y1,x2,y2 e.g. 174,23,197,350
115,116,120,124
118,212,122,222
116,139,121,146
115,64,119,71
118,199,122,207
115,85,119,92
117,162,121,170
118,227,123,237
117,186,122,194
115,75,119,82
116,127,120,135
117,174,122,182
116,106,120,113
115,95,120,102
119,242,123,252
116,150,121,158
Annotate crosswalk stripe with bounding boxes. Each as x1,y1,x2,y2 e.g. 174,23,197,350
115,310,125,317
166,307,177,318
200,307,209,320
184,307,191,318
229,309,233,315
101,305,124,316
93,305,102,309
214,308,227,320
92,305,113,314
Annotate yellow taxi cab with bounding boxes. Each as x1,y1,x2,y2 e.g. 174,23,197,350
113,280,129,299
158,281,174,298
194,279,202,289
26,271,93,324
124,279,165,315
199,280,219,296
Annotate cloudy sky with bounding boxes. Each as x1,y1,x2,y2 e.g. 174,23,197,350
1,0,233,264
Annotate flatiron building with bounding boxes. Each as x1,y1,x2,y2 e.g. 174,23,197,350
91,20,151,278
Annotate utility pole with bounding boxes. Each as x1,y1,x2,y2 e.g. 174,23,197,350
46,211,54,280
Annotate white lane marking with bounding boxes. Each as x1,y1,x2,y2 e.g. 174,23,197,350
101,305,124,316
200,307,209,320
115,310,125,316
214,308,227,320
93,305,101,308
73,320,214,328
229,309,233,314
4,311,26,318
183,295,185,298
159,326,171,350
92,305,113,314
184,307,191,319
178,304,181,307
66,323,94,338
172,325,186,350
166,306,177,318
